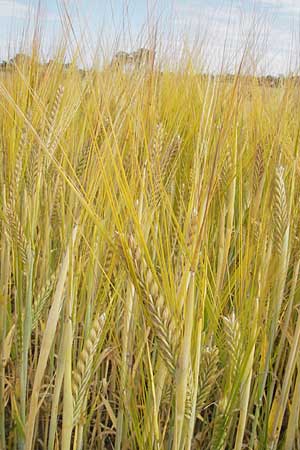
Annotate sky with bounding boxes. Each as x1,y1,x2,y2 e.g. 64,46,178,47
0,0,299,74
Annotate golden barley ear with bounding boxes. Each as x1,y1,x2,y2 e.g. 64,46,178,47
162,374,193,420
121,233,179,375
252,143,264,195
151,134,182,206
185,345,220,422
8,122,29,207
103,244,116,275
196,345,219,413
152,364,195,431
12,132,26,197
76,141,91,182
220,146,234,190
272,165,288,255
186,208,199,251
222,312,241,380
50,181,63,232
4,127,29,264
98,243,118,300
102,243,119,285
148,123,165,205
15,311,24,361
161,383,173,405
25,144,40,197
44,84,64,152
184,371,194,420
5,206,28,265
150,122,164,165
160,134,182,184
72,313,106,425
1,137,8,186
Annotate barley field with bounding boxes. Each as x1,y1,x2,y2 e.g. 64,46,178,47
1,9,300,450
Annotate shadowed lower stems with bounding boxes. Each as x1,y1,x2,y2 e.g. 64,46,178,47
174,271,195,450
115,281,135,450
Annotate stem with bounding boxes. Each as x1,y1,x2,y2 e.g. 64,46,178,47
115,282,135,450
268,308,300,448
234,299,258,450
174,271,194,450
284,356,300,450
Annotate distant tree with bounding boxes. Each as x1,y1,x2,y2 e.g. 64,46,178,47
46,59,54,67
110,51,132,69
110,48,155,72
63,63,72,70
9,53,31,68
266,75,276,87
130,48,155,69
0,61,7,71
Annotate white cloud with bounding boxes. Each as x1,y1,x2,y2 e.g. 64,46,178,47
258,0,300,15
172,0,297,74
0,1,31,19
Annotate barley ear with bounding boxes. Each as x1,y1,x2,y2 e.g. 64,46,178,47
273,165,288,255
72,314,106,425
196,345,219,413
45,84,64,152
252,143,264,195
5,206,28,265
123,234,179,375
223,312,241,381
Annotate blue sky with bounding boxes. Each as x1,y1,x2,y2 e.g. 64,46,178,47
0,0,299,74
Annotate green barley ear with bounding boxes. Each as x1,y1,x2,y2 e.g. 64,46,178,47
72,313,106,425
121,233,179,375
273,165,288,255
32,270,58,330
